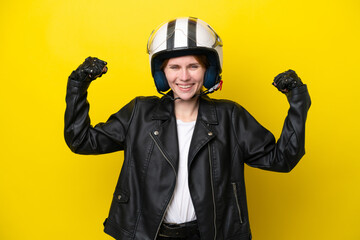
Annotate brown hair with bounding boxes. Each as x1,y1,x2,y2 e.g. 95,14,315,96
161,54,209,70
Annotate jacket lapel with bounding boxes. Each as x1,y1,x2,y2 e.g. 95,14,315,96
151,96,179,172
151,94,218,171
188,96,218,167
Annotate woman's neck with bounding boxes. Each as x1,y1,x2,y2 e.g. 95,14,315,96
174,97,199,122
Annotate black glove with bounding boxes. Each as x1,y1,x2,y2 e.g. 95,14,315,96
272,69,303,94
69,57,108,82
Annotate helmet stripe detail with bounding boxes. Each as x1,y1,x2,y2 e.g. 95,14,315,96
188,17,197,47
174,18,188,48
166,19,176,50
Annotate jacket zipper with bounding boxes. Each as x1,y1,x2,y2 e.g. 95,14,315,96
231,183,243,224
149,133,177,240
208,144,217,240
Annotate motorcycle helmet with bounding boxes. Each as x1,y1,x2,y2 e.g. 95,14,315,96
147,17,223,92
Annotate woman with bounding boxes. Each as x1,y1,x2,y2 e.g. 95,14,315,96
64,17,311,240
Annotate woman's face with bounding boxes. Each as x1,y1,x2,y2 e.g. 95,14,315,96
163,55,206,101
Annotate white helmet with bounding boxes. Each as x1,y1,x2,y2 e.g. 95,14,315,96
147,17,223,92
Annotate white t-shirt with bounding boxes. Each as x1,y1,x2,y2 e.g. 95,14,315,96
164,119,197,224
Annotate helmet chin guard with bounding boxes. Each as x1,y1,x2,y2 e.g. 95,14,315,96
147,17,223,92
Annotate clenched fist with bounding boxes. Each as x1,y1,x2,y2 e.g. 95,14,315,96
273,69,303,94
69,57,108,82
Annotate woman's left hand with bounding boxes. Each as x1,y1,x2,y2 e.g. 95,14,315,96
272,69,303,94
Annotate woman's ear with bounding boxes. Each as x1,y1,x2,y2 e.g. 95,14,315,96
203,65,219,89
154,71,170,92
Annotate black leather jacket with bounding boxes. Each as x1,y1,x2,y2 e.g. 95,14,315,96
64,79,311,240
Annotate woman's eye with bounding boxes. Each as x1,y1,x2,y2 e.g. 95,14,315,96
190,65,199,69
169,65,179,70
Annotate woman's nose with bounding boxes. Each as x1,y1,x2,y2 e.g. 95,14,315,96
179,69,191,81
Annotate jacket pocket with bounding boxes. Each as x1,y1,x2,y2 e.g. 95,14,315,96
106,188,138,236
114,188,129,203
231,182,243,224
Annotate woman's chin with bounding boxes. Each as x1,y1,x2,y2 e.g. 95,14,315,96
174,92,200,101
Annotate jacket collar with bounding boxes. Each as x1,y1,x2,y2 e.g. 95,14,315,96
152,92,218,125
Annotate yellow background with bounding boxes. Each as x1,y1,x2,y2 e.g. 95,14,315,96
1,0,359,239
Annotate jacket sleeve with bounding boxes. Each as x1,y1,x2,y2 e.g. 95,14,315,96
64,79,136,154
232,85,311,172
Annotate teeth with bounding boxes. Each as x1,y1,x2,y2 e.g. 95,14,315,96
178,85,191,89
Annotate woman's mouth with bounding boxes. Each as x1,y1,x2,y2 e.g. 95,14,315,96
177,84,194,90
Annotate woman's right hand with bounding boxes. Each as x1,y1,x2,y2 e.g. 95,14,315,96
69,57,108,82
